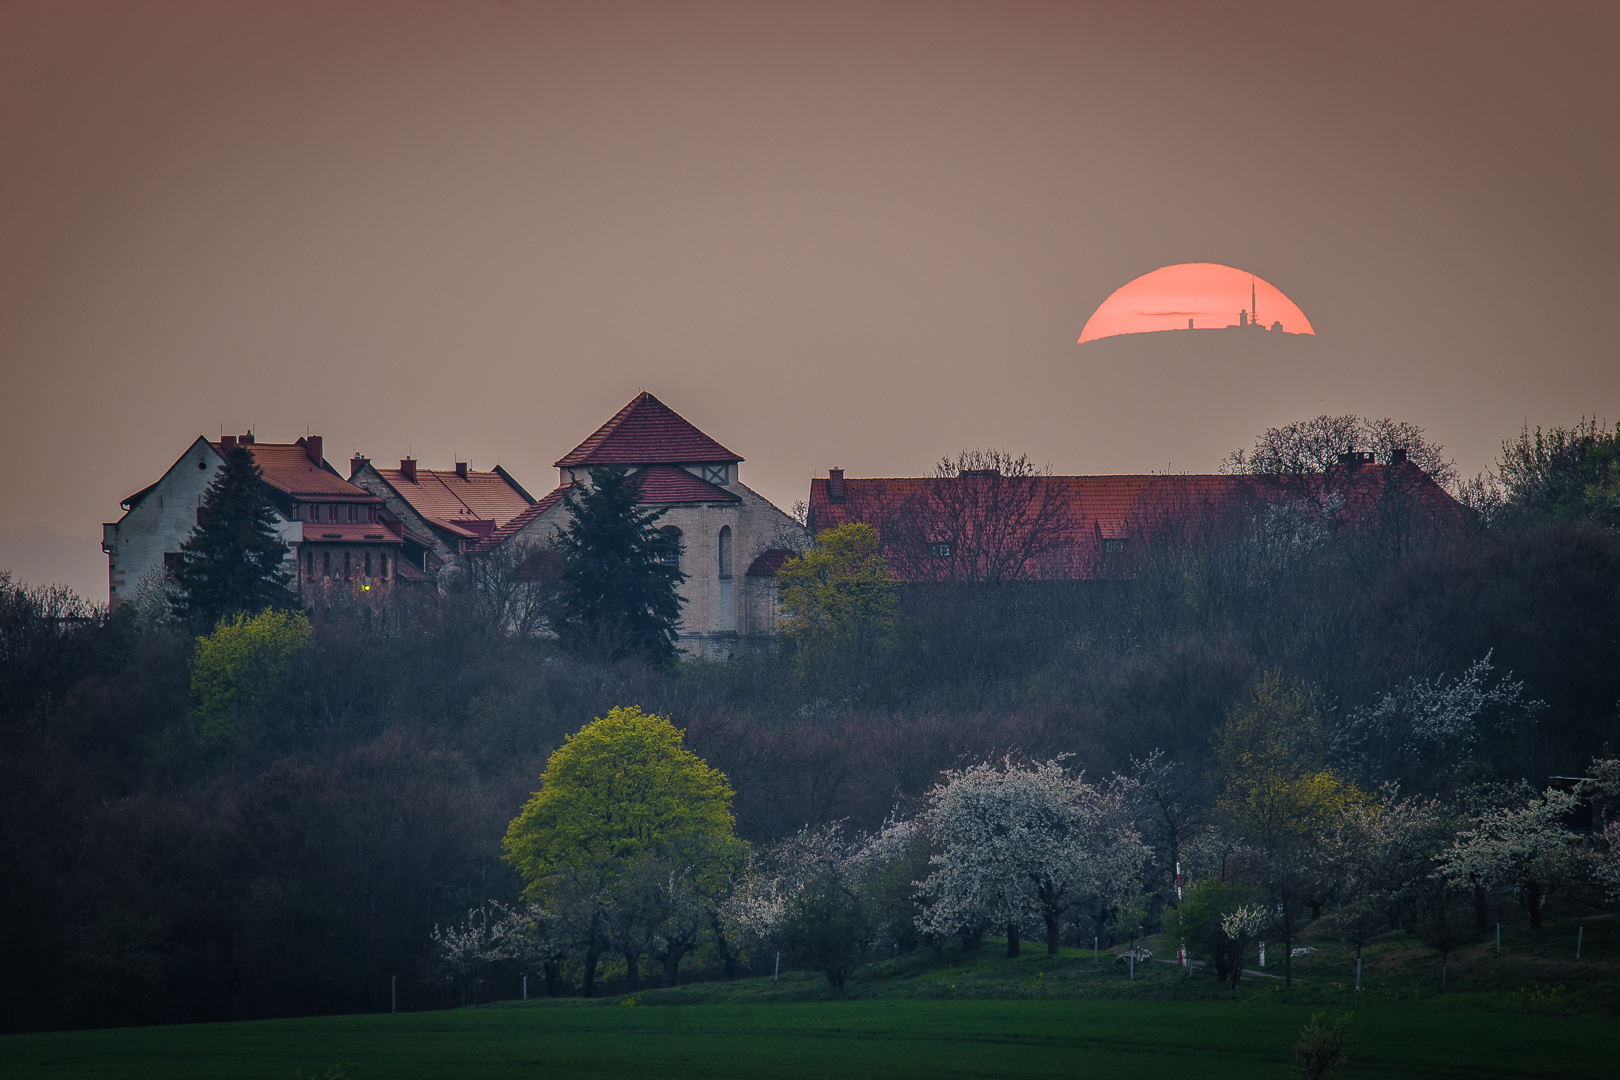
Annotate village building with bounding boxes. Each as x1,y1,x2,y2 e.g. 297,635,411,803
102,433,408,610
805,452,1464,582
347,455,535,577
469,392,807,656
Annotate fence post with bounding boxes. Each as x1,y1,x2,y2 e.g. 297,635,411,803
1576,926,1583,960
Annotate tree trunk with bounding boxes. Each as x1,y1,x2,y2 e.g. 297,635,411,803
1526,881,1544,929
1044,910,1061,956
1005,922,1021,958
544,959,564,997
582,915,603,997
624,949,641,992
962,929,982,952
1473,883,1490,931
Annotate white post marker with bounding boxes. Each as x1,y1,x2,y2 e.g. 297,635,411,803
1577,926,1583,960
1094,937,1098,965
1258,941,1265,969
1355,958,1361,992
1496,923,1500,955
774,951,780,982
523,975,527,1001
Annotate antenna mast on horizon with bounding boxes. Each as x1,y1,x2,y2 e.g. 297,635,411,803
1251,277,1257,324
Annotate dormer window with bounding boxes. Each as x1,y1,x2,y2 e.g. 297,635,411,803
701,464,728,485
1104,538,1127,554
930,541,953,558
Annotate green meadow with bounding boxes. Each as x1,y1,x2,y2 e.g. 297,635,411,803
7,916,1615,1080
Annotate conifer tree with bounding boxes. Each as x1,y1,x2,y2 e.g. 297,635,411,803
552,465,685,663
173,445,293,625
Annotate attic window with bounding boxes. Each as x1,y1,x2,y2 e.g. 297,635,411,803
1103,538,1127,554
701,464,728,485
929,541,953,558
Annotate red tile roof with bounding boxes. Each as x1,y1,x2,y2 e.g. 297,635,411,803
300,522,403,545
746,549,795,577
467,486,571,553
373,465,533,528
807,463,1463,582
217,440,379,501
633,464,740,504
555,392,742,467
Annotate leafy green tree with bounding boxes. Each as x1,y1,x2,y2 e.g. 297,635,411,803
503,706,741,995
190,609,314,746
1498,418,1620,528
552,466,685,664
776,522,898,672
1216,673,1366,989
172,445,292,625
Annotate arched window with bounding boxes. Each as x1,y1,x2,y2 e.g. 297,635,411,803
657,526,682,567
717,526,732,579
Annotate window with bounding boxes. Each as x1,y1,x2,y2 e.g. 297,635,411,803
718,526,733,578
364,552,372,577
701,464,728,485
382,554,390,580
344,552,352,580
306,551,315,580
657,526,682,567
348,505,358,523
323,552,331,578
1103,538,1127,554
929,541,953,558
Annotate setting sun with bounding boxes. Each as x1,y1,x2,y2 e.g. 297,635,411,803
1079,263,1316,343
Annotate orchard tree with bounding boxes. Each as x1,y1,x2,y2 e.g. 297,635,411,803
503,706,742,994
552,466,685,664
172,445,292,625
1440,786,1580,928
1496,418,1620,528
916,757,1147,958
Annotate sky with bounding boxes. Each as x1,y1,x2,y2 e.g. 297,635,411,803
2,1,1617,601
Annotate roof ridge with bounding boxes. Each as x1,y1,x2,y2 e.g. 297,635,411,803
555,392,742,468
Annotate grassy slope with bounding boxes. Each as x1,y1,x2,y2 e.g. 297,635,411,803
5,914,1614,1080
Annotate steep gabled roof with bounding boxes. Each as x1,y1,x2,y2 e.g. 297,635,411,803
555,392,742,468
467,486,571,553
372,465,534,528
633,465,740,504
216,439,378,501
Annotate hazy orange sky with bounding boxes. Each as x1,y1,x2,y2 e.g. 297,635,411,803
3,1,1617,599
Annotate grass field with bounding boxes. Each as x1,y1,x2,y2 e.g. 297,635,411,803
5,914,1615,1080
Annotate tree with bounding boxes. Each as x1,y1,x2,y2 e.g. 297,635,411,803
1166,877,1257,985
1216,674,1365,989
1225,414,1456,491
776,522,899,672
901,449,1075,583
551,467,685,664
1440,786,1580,929
1414,892,1474,993
502,706,741,995
916,757,1146,958
1497,418,1620,529
190,609,314,746
172,445,293,625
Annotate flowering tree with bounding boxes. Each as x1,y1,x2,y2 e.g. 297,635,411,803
1440,787,1580,928
1340,654,1542,790
916,757,1147,958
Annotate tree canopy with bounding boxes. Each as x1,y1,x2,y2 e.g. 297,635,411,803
172,445,292,625
776,522,898,669
551,466,685,664
191,608,314,746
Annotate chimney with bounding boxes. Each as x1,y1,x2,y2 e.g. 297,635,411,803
1337,450,1375,467
305,435,323,466
456,462,469,479
220,435,237,450
350,453,369,479
400,457,417,483
1390,448,1408,465
828,467,846,504
239,432,254,446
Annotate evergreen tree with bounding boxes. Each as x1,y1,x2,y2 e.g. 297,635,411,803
173,446,293,625
552,465,685,663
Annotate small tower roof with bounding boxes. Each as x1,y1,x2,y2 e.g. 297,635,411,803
554,392,743,468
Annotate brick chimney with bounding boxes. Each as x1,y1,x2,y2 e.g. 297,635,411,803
400,457,417,483
350,453,369,479
455,462,469,479
828,467,846,504
1389,448,1408,465
304,435,323,466
240,432,254,446
220,435,237,450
